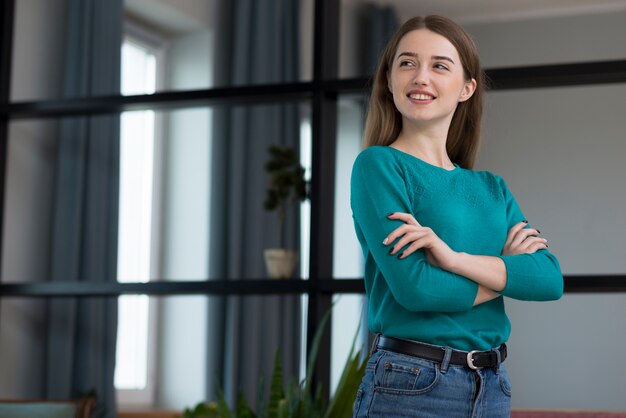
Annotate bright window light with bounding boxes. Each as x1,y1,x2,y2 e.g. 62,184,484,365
300,119,312,280
299,119,312,382
115,40,157,391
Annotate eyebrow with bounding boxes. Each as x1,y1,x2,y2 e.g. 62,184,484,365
396,51,455,65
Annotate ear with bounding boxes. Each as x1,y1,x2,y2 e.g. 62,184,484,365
387,71,392,93
459,78,477,102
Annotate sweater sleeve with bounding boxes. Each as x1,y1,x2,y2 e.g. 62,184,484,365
350,148,478,313
496,176,564,301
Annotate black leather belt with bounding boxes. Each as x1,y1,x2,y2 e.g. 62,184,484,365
377,335,507,370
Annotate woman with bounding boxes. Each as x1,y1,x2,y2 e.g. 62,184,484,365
350,15,563,417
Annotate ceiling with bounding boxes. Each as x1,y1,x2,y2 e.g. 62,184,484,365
382,0,626,24
124,0,626,35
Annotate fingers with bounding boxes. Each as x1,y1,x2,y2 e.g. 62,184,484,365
505,221,529,246
502,220,550,255
387,212,420,226
382,223,415,246
511,227,541,247
398,236,432,259
382,213,434,258
388,230,430,257
382,212,421,245
520,236,548,252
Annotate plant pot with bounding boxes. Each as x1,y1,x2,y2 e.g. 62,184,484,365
264,249,298,279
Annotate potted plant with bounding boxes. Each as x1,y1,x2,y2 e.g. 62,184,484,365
263,145,308,279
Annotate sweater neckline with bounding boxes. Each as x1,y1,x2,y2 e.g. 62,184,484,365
386,146,460,173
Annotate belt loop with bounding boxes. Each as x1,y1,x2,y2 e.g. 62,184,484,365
492,346,502,374
370,333,381,356
440,347,452,374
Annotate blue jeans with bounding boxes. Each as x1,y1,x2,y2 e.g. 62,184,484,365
352,348,511,418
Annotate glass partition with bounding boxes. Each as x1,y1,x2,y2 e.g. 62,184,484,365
479,84,626,275
338,0,626,79
9,0,314,102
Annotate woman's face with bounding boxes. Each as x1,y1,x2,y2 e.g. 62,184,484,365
387,28,476,129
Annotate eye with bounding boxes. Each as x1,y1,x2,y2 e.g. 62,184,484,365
433,63,449,71
399,60,414,67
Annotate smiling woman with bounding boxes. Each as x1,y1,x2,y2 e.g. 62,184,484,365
350,15,563,417
386,29,477,164
2,0,626,416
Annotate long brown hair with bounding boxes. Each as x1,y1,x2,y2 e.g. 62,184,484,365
363,15,484,169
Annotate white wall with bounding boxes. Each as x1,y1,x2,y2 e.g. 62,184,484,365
0,0,66,397
465,11,626,68
469,13,626,410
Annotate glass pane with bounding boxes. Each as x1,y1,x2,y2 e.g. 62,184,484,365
330,294,367,394
478,84,626,275
9,0,313,102
149,294,304,411
3,119,59,282
153,103,311,281
338,0,626,78
10,0,67,101
146,295,210,410
330,95,369,392
118,40,157,284
115,294,151,390
124,0,313,90
4,101,311,287
0,298,47,398
464,11,626,68
339,0,400,79
333,95,366,279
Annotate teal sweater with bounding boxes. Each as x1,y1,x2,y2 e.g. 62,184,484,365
350,146,563,351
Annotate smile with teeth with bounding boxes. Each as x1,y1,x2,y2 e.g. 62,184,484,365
409,93,435,100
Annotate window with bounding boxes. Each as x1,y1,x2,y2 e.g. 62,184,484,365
115,32,164,406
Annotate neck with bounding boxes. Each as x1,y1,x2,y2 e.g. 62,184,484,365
391,122,453,169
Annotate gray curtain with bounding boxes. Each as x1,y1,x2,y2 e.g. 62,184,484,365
208,0,302,408
45,1,122,417
363,3,399,75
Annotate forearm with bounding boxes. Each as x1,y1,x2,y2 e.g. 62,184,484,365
449,252,507,292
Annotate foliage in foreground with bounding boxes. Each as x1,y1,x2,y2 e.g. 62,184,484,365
181,309,367,418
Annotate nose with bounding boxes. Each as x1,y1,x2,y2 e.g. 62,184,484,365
412,65,429,85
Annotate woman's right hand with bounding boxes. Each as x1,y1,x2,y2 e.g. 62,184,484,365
501,221,548,256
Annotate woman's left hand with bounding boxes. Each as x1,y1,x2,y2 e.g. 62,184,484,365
383,212,459,270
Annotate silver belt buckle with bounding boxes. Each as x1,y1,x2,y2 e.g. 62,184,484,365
466,350,482,370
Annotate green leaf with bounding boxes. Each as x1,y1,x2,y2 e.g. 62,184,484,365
277,399,289,418
236,391,257,418
324,305,367,418
263,145,309,216
324,350,367,418
256,377,266,418
183,304,367,418
267,351,285,418
303,306,332,398
216,391,233,418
